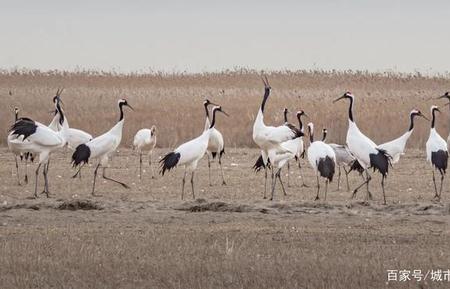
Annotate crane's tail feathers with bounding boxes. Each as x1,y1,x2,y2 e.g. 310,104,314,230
220,147,225,158
253,155,270,172
71,144,91,167
211,152,217,159
286,123,303,139
369,148,392,177
431,150,448,174
159,152,181,175
349,159,365,175
9,119,37,140
318,156,335,182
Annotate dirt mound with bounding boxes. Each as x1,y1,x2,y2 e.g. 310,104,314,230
175,200,255,213
56,200,103,211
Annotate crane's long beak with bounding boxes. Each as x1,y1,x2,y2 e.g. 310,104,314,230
220,110,229,117
333,95,346,103
437,94,448,99
303,112,309,118
444,102,449,107
420,114,430,121
126,104,134,111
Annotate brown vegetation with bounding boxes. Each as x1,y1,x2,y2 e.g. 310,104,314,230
1,69,449,148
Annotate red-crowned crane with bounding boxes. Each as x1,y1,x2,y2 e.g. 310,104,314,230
8,95,68,198
334,92,392,204
71,99,133,196
160,105,228,200
437,92,450,146
203,99,227,186
306,123,336,201
425,105,448,201
378,109,428,164
252,76,302,199
133,125,157,180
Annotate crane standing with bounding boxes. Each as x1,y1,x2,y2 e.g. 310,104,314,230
133,125,157,180
160,106,228,199
425,105,448,201
71,99,134,196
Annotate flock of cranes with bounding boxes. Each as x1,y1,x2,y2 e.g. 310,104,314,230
5,78,450,204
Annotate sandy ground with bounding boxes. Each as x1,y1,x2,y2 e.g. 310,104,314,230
1,147,450,289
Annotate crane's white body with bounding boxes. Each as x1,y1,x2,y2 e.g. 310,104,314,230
49,113,93,149
84,120,124,166
174,130,210,172
204,110,226,185
346,120,379,169
307,141,336,175
328,143,355,166
426,128,447,163
133,127,157,179
378,130,412,164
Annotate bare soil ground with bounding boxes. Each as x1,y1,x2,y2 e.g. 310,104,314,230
1,148,450,289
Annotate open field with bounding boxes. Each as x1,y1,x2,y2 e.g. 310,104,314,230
0,70,449,148
1,147,450,289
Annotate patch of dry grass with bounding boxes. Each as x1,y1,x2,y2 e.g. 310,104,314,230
1,69,449,148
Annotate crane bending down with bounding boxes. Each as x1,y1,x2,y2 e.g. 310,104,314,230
160,105,229,199
133,125,157,180
334,92,392,204
252,76,302,199
71,99,133,196
378,109,428,164
437,92,450,146
307,123,336,201
425,105,448,201
8,95,68,198
203,99,227,186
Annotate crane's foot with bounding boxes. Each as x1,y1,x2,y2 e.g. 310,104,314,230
367,191,373,200
301,183,309,188
24,176,28,184
351,190,358,199
314,196,320,201
433,194,441,202
40,190,51,198
91,193,103,198
221,181,227,186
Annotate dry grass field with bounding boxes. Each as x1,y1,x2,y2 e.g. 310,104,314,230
1,70,450,288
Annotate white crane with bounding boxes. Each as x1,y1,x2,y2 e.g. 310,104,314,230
425,105,448,201
378,109,428,164
8,95,68,198
48,89,93,149
203,99,227,186
306,123,336,201
71,99,133,196
437,92,450,146
334,92,391,204
160,105,228,199
7,107,35,185
133,125,157,180
252,76,302,199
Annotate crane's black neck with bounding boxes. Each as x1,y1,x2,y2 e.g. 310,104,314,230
322,130,327,142
347,96,354,122
283,109,288,123
431,109,437,128
297,114,304,132
14,111,18,122
209,108,219,129
56,101,64,125
308,126,314,143
408,113,416,131
260,88,270,113
119,103,125,121
204,103,210,120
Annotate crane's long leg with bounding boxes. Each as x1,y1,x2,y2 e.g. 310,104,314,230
191,171,195,199
439,171,445,200
432,169,439,200
263,167,268,199
24,157,29,184
287,161,291,187
72,164,84,178
277,169,288,196
139,152,142,180
102,167,130,189
149,151,154,179
91,163,101,196
219,155,226,185
381,175,386,205
14,156,21,186
325,180,329,201
270,168,278,201
315,175,320,201
299,161,309,187
42,163,50,198
181,169,187,200
366,171,373,200
351,169,371,200
343,166,350,191
337,166,341,191
34,163,42,198
207,154,212,186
